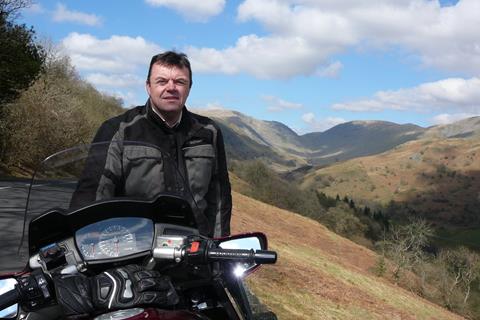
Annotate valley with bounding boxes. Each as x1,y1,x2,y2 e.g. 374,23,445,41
198,109,480,231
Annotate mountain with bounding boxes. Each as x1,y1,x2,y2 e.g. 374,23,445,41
300,120,425,165
423,116,480,139
194,109,304,151
194,109,425,170
230,190,462,319
300,118,480,227
193,109,310,170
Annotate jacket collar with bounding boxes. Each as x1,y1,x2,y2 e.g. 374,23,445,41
146,99,187,132
145,99,207,138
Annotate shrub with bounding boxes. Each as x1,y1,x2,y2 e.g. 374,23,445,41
231,160,326,219
2,53,123,169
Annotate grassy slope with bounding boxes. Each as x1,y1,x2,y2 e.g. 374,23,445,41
229,191,463,319
300,137,480,225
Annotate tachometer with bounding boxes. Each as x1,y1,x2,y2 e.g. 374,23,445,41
98,225,136,258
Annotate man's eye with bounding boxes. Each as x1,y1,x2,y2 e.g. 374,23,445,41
175,79,188,86
157,80,168,85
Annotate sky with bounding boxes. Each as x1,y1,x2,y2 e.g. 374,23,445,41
18,0,480,133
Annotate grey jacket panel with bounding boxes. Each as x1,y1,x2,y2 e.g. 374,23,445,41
123,145,165,198
203,123,224,238
183,144,215,204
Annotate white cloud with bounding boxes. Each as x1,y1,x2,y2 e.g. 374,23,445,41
302,113,346,131
201,102,227,110
52,4,102,26
59,33,162,106
108,90,138,108
24,3,45,14
302,112,316,124
145,0,225,22
263,95,303,112
431,113,479,125
186,0,480,78
86,73,144,88
61,33,162,73
316,61,343,78
332,77,480,113
187,34,325,79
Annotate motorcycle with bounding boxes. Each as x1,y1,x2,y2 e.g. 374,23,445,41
0,141,277,319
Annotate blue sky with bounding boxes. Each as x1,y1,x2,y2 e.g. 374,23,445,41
19,0,480,133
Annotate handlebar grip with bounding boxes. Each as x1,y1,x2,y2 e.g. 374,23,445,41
0,287,19,312
208,249,254,261
207,249,277,264
253,250,277,264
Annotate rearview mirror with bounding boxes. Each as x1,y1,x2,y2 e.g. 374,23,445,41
218,233,268,277
219,236,262,251
0,278,18,318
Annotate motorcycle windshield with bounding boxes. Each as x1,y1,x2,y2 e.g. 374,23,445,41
0,141,199,273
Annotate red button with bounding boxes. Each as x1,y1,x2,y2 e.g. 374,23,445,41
190,241,200,253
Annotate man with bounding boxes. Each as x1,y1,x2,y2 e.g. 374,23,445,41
72,51,232,238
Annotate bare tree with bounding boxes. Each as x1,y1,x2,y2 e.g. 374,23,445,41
438,247,480,307
379,218,432,282
0,0,31,20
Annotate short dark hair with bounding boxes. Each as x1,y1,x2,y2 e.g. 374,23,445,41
147,51,192,88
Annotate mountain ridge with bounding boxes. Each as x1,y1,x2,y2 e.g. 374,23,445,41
194,109,480,170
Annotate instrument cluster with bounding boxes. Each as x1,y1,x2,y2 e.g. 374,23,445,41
75,217,154,261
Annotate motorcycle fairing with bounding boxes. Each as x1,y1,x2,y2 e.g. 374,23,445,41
28,195,196,255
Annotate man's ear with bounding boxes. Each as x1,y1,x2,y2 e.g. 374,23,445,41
145,81,151,96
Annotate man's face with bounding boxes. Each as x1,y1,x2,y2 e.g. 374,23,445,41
146,63,191,115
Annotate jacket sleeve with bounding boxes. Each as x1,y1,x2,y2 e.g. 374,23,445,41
69,121,121,209
205,125,232,237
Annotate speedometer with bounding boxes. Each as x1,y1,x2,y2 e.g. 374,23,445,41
98,225,136,258
76,217,154,261
79,236,98,259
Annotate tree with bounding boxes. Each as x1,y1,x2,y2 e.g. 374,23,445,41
349,199,355,209
320,205,367,238
0,0,45,159
2,53,123,168
363,206,371,217
316,191,336,208
0,0,31,19
0,4,45,105
438,247,480,308
378,219,432,282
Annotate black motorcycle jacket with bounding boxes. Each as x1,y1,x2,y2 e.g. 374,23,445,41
71,100,232,237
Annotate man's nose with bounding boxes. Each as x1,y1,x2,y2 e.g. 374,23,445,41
166,79,176,90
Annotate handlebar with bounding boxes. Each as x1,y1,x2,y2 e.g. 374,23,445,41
153,240,278,266
0,287,19,312
1,241,278,315
207,249,277,264
0,270,53,313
